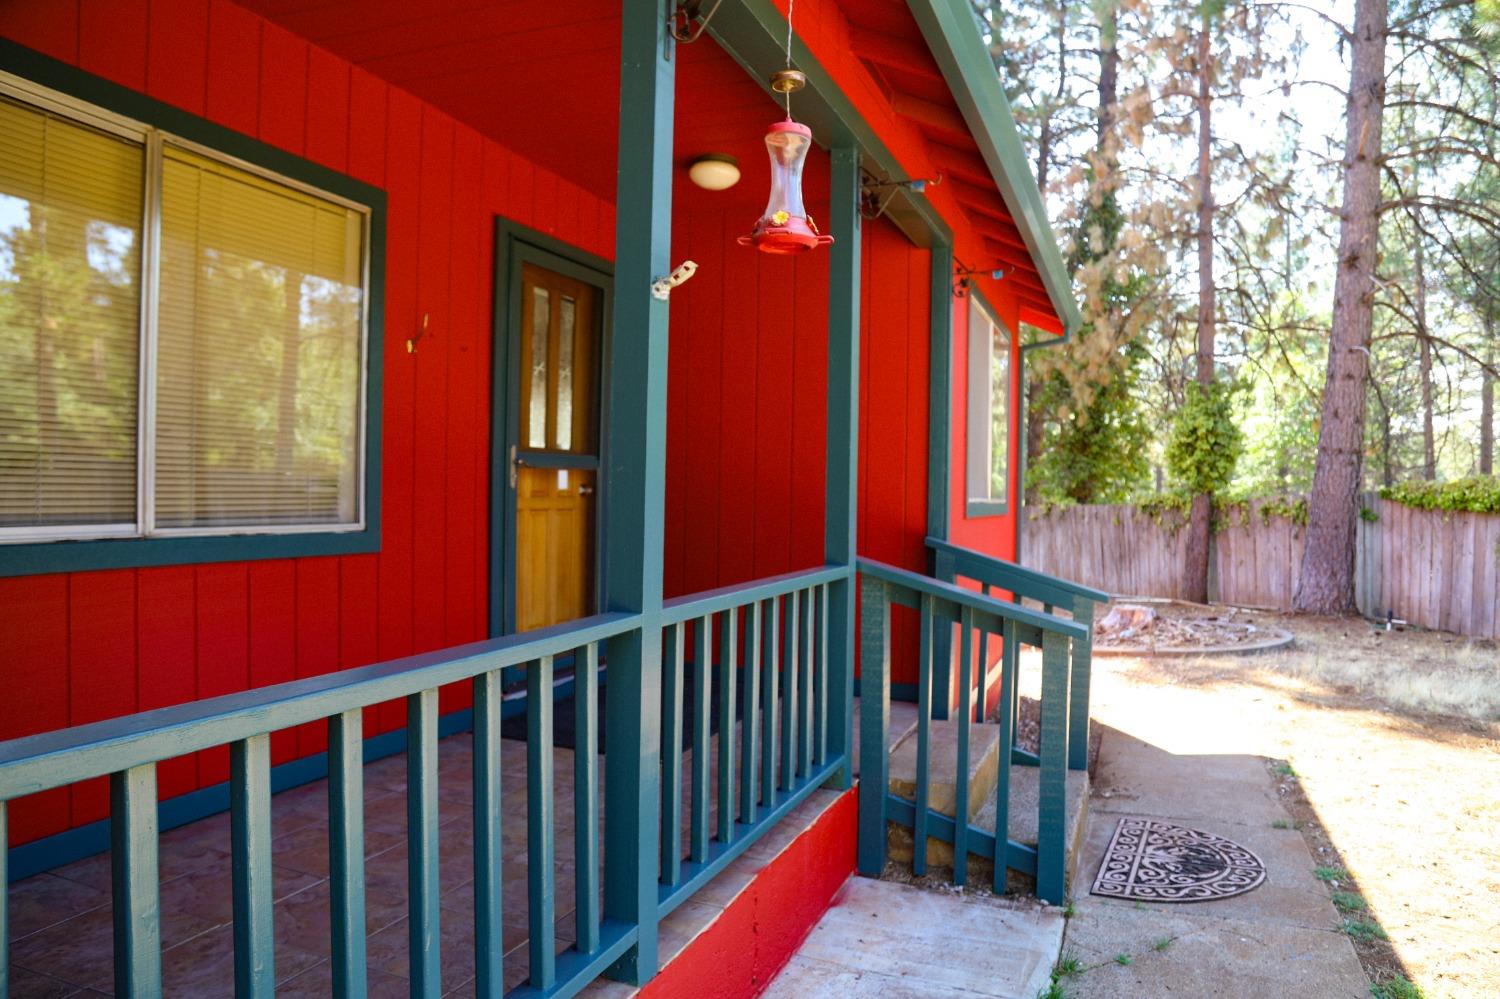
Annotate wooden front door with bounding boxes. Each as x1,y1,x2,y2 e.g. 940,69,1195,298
512,262,601,632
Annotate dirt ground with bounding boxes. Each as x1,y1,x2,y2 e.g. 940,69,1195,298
1025,608,1500,999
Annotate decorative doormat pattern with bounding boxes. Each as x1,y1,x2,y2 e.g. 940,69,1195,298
1091,817,1266,902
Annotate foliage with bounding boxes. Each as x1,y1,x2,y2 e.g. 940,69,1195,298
1165,381,1243,496
1379,477,1500,514
1331,891,1367,912
1370,976,1425,999
1339,918,1390,943
1027,342,1152,504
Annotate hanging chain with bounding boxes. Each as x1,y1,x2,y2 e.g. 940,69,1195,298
785,0,795,66
784,0,796,116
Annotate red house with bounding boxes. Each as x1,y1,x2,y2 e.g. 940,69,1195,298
0,0,1098,994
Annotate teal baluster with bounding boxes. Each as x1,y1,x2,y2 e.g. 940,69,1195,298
716,608,738,843
799,589,813,779
407,689,442,997
660,625,684,887
111,764,162,997
913,594,933,877
954,610,973,887
760,597,780,808
575,644,601,954
1068,596,1095,772
739,602,762,825
230,734,275,998
328,710,367,999
1037,629,1072,905
691,616,711,863
856,575,890,877
781,592,799,791
473,671,504,997
527,658,556,989
993,625,1017,894
816,584,829,766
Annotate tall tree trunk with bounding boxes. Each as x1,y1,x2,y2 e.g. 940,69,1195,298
1024,5,1072,507
1481,307,1494,475
1183,16,1216,605
1097,2,1118,147
1295,0,1388,614
1414,236,1435,479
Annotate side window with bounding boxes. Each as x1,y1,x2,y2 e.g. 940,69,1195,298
965,294,1010,514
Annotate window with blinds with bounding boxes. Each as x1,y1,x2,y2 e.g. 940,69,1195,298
0,77,369,544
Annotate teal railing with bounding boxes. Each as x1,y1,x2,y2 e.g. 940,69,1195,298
855,556,1090,904
927,536,1107,772
0,564,852,999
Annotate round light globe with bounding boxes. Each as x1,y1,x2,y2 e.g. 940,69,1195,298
688,154,740,191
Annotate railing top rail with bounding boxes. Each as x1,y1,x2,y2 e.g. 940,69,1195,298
857,557,1088,640
926,536,1110,604
661,564,849,625
0,611,641,801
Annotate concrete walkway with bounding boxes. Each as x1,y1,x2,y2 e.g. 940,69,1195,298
1062,726,1371,997
763,877,1063,999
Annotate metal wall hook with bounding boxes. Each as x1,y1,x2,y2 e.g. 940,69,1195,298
407,313,429,354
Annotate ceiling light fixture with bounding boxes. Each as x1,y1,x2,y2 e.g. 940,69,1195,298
688,154,741,191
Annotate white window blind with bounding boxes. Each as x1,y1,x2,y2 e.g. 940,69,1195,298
0,75,370,545
155,146,364,529
0,94,142,530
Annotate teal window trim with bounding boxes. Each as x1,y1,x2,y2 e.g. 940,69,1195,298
964,289,1010,519
487,219,614,639
0,39,386,578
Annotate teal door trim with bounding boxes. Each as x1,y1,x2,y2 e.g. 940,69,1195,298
488,220,615,641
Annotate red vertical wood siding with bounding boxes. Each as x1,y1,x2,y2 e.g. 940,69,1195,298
0,0,614,848
2,0,1020,848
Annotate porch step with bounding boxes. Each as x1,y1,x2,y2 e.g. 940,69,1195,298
971,766,1090,898
886,718,1002,823
888,720,1092,900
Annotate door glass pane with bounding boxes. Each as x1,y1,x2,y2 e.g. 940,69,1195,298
155,145,364,529
0,95,143,529
528,285,549,448
556,295,575,450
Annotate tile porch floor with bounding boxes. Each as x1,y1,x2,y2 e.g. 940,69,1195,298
6,727,832,999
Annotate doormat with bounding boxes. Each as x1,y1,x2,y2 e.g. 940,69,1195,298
1091,817,1266,902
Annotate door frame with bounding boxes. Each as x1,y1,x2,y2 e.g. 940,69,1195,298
489,218,614,639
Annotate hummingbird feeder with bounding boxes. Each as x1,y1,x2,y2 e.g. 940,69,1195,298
739,68,833,255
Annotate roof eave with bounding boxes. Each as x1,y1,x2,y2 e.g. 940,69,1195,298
905,0,1083,338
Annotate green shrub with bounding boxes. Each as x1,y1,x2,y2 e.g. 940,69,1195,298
1379,477,1500,514
1165,381,1244,496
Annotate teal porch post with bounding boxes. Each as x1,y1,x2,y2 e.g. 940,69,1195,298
928,243,955,721
601,0,673,983
824,145,861,791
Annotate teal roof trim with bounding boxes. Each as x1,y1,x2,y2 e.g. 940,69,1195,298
905,0,1083,337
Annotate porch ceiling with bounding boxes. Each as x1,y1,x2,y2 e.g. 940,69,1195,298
239,0,625,199
241,0,1052,315
238,0,791,212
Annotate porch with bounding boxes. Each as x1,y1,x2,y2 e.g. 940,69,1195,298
0,554,1100,997
0,0,1100,994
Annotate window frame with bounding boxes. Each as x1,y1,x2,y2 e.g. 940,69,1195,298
0,42,385,577
964,290,1011,519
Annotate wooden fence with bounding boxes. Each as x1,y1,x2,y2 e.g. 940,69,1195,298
1022,495,1500,639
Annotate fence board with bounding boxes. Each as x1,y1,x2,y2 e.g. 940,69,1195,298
1025,498,1500,638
